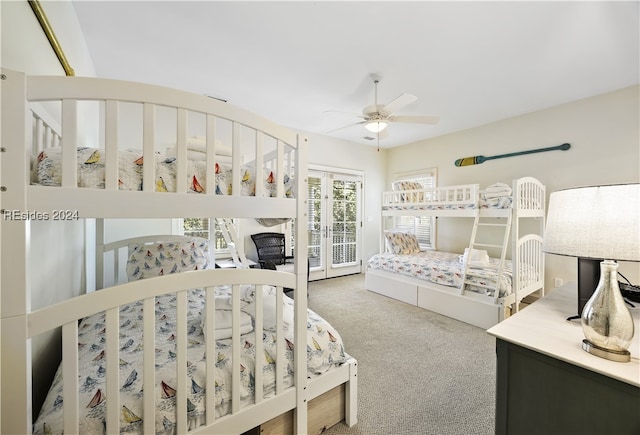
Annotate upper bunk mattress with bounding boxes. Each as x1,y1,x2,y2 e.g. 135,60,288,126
34,147,294,197
382,196,512,212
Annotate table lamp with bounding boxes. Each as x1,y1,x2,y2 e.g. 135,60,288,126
543,184,639,362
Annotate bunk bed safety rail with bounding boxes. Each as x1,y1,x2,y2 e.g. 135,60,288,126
20,72,299,206
513,234,545,297
513,177,546,212
31,103,62,153
27,269,296,434
382,184,479,209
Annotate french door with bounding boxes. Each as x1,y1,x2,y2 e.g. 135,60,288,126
307,169,362,281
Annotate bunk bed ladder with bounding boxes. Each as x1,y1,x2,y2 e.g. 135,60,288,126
461,213,512,300
215,218,250,268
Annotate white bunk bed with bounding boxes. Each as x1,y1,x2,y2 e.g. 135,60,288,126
366,178,546,329
0,69,357,435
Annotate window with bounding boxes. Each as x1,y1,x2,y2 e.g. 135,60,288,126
180,218,232,254
392,168,437,250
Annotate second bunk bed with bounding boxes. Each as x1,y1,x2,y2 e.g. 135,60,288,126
366,178,546,329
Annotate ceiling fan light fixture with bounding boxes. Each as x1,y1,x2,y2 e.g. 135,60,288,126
365,120,388,133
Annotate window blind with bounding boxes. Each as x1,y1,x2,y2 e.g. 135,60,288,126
182,218,230,252
392,169,437,250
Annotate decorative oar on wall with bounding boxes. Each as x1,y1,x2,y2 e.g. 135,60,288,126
455,143,571,167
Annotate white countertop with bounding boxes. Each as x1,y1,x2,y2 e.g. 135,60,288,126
488,282,640,387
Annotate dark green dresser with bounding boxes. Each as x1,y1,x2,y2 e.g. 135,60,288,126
488,283,640,435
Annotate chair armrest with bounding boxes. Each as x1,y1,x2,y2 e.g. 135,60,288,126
258,259,278,270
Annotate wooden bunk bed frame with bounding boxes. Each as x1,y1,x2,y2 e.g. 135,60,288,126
0,69,357,434
366,178,546,329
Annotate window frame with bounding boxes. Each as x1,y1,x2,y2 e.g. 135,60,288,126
391,168,437,250
175,217,237,258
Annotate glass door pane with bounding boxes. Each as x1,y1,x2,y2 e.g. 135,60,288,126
307,173,325,271
308,169,362,280
327,173,361,278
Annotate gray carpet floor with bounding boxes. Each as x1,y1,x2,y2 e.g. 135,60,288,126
307,274,496,435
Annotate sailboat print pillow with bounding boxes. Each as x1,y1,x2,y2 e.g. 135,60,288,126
126,237,210,281
384,231,422,255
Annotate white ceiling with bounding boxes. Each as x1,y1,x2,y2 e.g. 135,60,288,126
72,1,639,149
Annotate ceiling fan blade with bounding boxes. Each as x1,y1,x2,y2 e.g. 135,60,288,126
326,121,365,134
391,115,440,125
382,93,418,114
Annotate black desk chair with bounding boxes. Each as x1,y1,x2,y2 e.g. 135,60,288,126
252,232,309,298
251,232,291,265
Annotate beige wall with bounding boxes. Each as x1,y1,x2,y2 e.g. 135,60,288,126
1,0,94,76
387,85,640,290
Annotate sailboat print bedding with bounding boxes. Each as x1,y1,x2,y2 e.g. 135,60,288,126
33,286,347,434
367,250,516,297
33,238,347,434
34,146,295,197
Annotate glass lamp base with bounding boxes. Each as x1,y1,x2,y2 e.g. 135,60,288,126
582,339,631,363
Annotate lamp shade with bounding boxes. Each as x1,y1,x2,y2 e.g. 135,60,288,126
543,184,640,262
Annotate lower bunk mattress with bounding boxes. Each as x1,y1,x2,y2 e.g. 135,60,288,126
367,250,514,297
33,285,348,434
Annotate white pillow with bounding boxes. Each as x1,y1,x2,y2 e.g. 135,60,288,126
164,136,232,159
240,286,294,331
461,248,490,268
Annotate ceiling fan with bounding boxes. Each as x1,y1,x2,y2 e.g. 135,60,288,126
327,74,440,138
